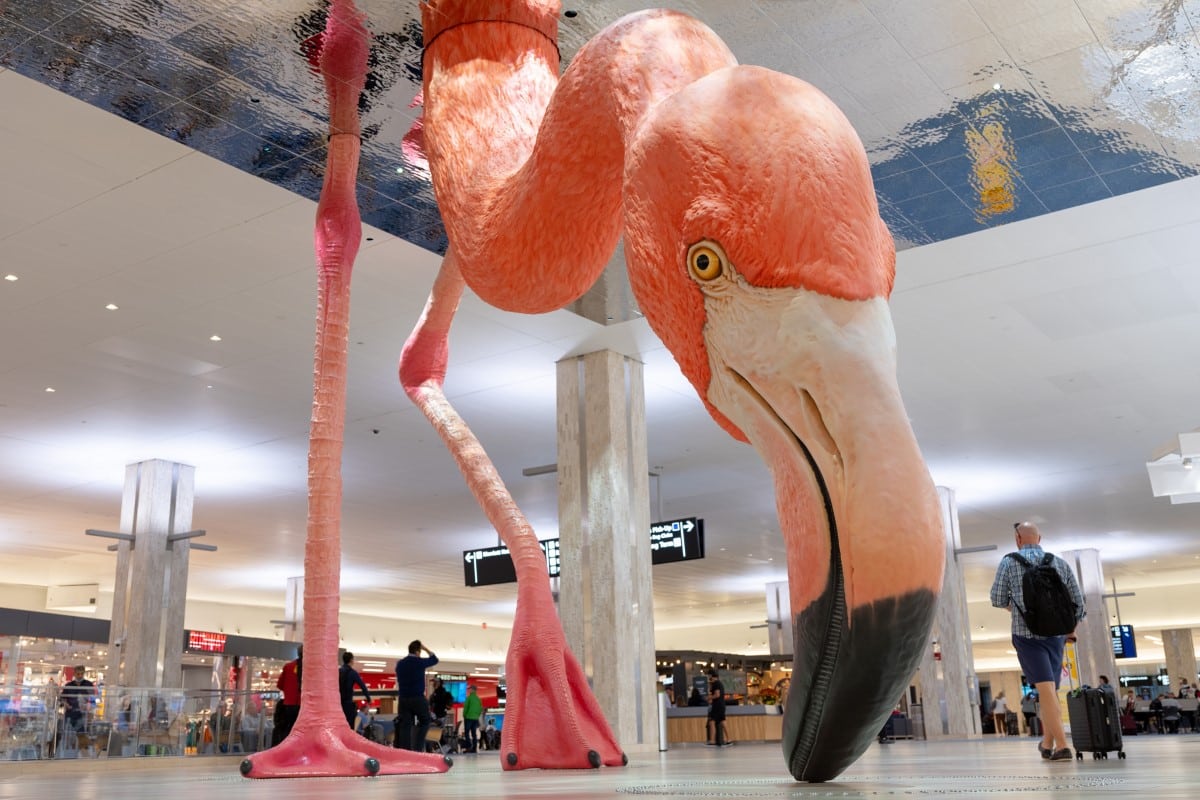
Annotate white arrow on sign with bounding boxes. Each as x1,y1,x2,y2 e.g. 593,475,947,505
682,520,695,533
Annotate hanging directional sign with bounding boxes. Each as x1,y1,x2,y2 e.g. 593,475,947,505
649,517,705,565
464,518,704,586
463,539,560,587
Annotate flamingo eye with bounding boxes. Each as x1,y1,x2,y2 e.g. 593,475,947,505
687,241,725,282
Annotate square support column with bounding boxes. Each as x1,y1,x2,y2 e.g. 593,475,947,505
1162,629,1197,690
556,350,656,751
108,459,195,688
915,487,980,738
1059,549,1116,688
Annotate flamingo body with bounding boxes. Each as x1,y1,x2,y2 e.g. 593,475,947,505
413,0,945,781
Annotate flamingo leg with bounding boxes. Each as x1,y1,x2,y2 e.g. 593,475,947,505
400,253,625,769
241,0,450,778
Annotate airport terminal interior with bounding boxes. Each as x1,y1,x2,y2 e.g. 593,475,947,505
3,0,1200,797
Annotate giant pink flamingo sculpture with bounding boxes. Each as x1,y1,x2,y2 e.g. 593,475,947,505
240,0,450,779
404,0,945,782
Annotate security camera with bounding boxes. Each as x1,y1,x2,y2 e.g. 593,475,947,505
372,428,380,435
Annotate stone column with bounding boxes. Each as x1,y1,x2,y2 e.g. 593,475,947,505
108,459,196,688
1058,549,1115,687
1162,629,1198,689
914,487,980,738
557,350,657,752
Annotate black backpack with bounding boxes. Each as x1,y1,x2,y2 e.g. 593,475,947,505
1008,551,1078,637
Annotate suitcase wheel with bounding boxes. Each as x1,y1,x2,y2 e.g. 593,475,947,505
1118,751,1126,759
1076,751,1083,760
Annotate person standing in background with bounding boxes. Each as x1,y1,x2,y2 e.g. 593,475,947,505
393,640,438,750
706,669,730,746
339,651,371,730
991,691,1009,737
272,645,302,746
462,684,483,752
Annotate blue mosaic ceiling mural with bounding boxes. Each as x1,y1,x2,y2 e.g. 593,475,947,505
2,0,1200,257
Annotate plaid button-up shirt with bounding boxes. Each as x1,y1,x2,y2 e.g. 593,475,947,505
989,544,1085,639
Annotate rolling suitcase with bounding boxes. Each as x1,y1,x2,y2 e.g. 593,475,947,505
1066,688,1125,760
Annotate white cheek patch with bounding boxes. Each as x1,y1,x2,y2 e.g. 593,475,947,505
697,267,898,434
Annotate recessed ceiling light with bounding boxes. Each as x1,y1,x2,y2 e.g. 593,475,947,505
396,166,404,174
209,334,222,342
992,82,1002,91
105,303,118,310
4,274,17,281
206,385,214,390
45,387,56,393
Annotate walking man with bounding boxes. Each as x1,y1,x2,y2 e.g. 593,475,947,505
990,522,1084,761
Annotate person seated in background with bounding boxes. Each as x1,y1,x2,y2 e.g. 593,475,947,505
428,677,454,727
1097,675,1117,697
1160,693,1182,734
688,687,706,707
1179,678,1193,699
1149,693,1164,733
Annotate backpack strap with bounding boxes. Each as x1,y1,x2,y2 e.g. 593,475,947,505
1040,553,1055,567
1005,551,1033,619
1007,551,1033,569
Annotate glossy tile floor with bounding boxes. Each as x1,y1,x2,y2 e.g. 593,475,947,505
1,736,1197,800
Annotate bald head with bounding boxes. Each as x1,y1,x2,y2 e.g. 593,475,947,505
1014,521,1041,546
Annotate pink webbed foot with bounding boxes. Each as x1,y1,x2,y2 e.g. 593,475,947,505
500,622,626,770
240,718,451,779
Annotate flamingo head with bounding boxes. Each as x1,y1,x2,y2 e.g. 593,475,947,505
623,66,945,782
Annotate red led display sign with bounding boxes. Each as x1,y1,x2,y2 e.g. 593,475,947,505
188,630,227,653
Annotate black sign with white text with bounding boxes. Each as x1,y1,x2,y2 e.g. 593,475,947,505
463,539,561,587
463,518,704,586
649,517,705,565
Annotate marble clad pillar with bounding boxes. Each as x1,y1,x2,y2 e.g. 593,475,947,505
914,487,980,738
1162,629,1198,689
109,459,196,688
557,350,657,752
1058,549,1115,688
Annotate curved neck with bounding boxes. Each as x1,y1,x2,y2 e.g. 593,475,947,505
420,5,736,312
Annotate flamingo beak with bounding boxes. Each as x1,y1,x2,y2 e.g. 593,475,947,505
702,276,944,782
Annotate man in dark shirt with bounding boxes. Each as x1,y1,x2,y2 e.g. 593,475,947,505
339,651,371,730
706,669,730,746
393,640,438,750
61,666,94,731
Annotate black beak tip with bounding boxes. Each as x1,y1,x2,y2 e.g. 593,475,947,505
783,588,939,782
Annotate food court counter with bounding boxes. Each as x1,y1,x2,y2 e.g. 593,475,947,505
665,705,783,743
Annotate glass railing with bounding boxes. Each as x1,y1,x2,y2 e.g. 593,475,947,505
0,684,281,760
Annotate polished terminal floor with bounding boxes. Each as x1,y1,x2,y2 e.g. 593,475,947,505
1,737,1196,800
